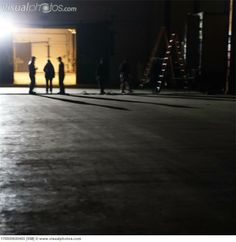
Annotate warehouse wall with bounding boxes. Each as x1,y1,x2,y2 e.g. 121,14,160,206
0,0,232,92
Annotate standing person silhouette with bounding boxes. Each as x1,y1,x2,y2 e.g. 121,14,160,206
57,57,65,94
28,56,37,94
43,60,55,94
96,58,106,94
119,59,132,94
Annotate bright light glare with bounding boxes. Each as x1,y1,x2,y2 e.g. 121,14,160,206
0,17,16,39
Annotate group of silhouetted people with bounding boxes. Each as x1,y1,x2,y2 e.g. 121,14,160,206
96,58,133,95
28,56,65,95
28,57,151,95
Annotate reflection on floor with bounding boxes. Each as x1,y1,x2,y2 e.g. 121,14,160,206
14,72,76,86
0,90,235,234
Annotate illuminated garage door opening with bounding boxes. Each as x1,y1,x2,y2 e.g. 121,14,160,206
13,28,77,86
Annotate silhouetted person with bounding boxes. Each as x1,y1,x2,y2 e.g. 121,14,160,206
28,56,37,94
44,60,55,94
96,58,106,94
57,57,65,94
119,59,132,94
149,57,162,92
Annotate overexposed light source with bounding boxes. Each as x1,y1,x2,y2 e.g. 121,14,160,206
0,17,16,39
68,28,76,34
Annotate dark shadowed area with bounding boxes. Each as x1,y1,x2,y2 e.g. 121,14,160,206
0,89,235,234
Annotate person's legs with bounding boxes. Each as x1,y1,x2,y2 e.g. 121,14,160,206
46,78,49,93
59,76,65,94
126,76,132,93
125,81,132,93
29,75,36,94
49,78,53,93
120,81,125,93
120,74,125,94
97,77,103,94
59,78,61,94
99,80,105,94
62,77,65,94
122,74,131,93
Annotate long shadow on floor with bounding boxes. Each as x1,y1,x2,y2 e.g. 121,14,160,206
69,94,198,109
37,94,129,111
0,94,30,95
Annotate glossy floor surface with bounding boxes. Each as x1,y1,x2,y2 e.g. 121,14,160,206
0,89,235,234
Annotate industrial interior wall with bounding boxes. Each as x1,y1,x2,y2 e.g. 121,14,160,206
169,0,229,92
1,0,230,89
0,34,14,86
201,14,228,93
0,0,165,87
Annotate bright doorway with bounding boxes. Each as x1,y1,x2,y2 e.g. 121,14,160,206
13,28,77,86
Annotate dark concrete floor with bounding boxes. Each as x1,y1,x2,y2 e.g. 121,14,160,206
0,89,235,235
